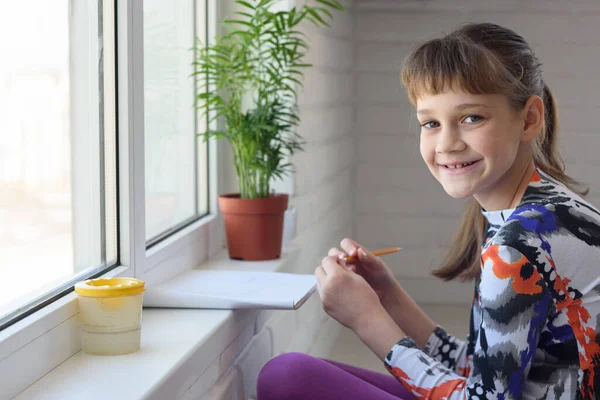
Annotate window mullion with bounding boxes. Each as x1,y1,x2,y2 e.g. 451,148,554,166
117,0,146,277
71,0,103,272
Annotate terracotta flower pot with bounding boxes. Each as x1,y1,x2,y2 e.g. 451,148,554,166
218,193,289,261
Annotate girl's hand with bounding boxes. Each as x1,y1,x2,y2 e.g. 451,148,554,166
328,238,398,305
315,255,387,332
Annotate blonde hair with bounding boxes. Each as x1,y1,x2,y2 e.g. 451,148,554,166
401,22,587,281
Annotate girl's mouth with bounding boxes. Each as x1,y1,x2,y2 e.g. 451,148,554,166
439,159,482,174
443,161,477,169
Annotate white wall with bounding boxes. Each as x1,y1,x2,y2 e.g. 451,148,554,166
291,3,355,276
353,0,600,305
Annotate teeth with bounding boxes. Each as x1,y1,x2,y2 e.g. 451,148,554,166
446,161,474,169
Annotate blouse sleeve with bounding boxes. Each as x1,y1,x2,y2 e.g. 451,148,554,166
384,244,551,400
422,325,471,377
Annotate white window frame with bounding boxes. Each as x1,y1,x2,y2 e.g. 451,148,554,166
0,0,221,396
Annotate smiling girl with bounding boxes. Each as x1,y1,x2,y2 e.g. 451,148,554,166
257,22,600,400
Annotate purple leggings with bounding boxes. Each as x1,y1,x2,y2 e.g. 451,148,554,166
257,352,415,399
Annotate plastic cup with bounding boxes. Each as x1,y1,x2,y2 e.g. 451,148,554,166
74,277,145,355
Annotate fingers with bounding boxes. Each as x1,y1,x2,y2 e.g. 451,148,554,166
315,264,326,281
315,265,325,297
328,248,357,272
340,238,358,257
328,247,355,267
328,247,345,257
315,257,340,297
340,238,370,260
321,255,344,275
357,247,370,261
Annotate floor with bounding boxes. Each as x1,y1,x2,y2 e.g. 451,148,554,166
327,304,471,374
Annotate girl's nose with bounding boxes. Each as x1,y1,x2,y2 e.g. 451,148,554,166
435,127,466,154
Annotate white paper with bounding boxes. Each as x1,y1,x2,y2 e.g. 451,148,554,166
143,270,317,310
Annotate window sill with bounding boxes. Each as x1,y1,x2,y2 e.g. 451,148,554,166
14,245,301,400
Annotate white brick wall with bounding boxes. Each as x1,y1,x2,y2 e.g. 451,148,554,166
289,0,356,274
354,0,600,305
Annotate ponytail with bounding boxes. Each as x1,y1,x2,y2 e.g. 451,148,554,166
533,85,587,195
542,84,557,154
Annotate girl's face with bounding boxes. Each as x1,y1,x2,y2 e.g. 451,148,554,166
416,90,530,207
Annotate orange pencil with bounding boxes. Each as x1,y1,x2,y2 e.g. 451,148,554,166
343,247,401,263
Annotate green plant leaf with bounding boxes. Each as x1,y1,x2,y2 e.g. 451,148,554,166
191,0,346,198
315,6,334,20
235,0,256,10
257,0,276,8
305,7,328,26
234,11,255,19
316,0,344,10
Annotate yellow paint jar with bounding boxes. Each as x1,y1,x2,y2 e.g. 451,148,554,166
74,277,145,355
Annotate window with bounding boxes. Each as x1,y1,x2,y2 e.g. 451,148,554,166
0,0,118,329
144,0,210,246
0,3,219,394
0,0,215,332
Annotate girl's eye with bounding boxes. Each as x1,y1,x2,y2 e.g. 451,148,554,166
463,115,484,124
421,121,440,129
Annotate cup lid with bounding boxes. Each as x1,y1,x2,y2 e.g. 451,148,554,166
74,277,145,297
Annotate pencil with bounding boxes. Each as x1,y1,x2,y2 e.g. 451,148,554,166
343,247,401,263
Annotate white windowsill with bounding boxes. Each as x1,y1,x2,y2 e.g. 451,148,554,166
15,246,301,400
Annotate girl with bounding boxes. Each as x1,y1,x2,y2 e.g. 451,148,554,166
257,22,600,400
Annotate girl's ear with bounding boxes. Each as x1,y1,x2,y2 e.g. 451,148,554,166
521,95,544,142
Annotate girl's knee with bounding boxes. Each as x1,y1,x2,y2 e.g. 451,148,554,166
257,352,318,399
259,352,313,381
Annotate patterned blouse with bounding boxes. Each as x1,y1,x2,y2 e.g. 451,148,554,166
385,169,600,400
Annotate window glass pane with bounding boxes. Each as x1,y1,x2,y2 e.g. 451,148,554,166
103,1,118,266
196,1,209,218
0,0,117,326
144,0,209,244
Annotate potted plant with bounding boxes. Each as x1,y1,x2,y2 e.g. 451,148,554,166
193,0,345,261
